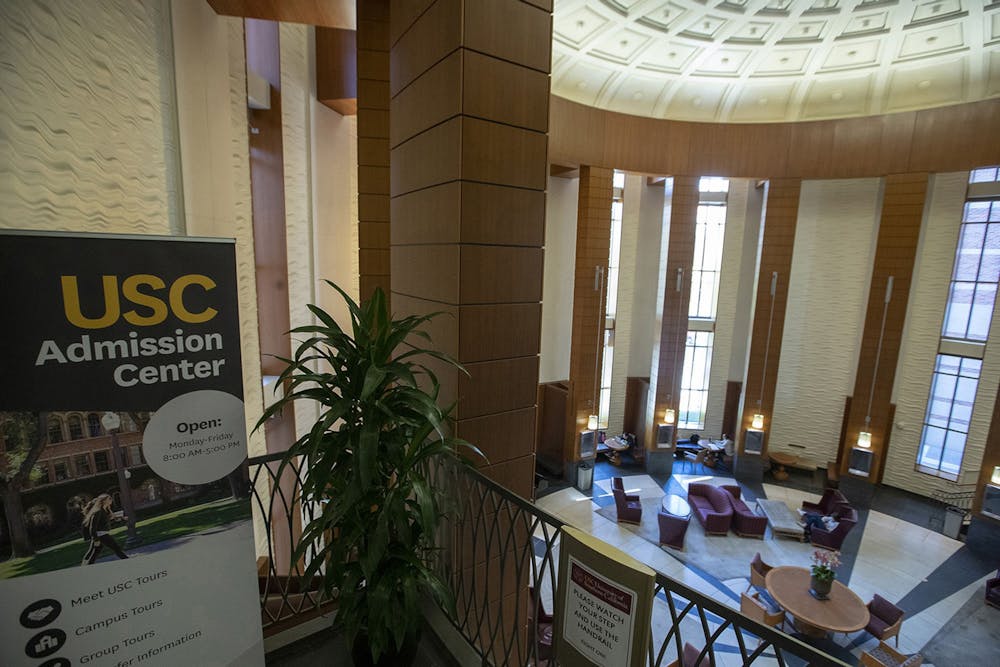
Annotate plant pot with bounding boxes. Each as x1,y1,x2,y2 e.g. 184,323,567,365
351,632,420,667
810,574,833,600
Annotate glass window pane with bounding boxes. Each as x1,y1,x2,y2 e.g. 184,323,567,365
940,431,966,474
979,224,1000,282
991,202,1000,223
965,202,991,222
942,283,973,338
970,167,999,183
968,283,997,341
613,171,625,189
936,355,961,374
919,425,946,467
954,224,985,280
960,358,982,377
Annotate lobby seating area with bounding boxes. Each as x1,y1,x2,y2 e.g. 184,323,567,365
537,464,1000,666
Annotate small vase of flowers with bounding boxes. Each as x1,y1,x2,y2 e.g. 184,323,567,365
809,549,840,600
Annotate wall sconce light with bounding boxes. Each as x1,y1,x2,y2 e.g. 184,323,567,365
663,408,676,425
751,413,765,430
992,466,1000,485
587,414,599,431
857,431,872,448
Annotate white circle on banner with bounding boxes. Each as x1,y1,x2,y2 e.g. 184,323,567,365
143,390,247,485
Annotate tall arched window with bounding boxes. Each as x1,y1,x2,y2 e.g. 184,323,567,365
67,414,84,440
87,413,102,437
47,417,64,444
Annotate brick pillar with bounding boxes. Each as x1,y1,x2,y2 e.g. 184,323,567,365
842,173,928,482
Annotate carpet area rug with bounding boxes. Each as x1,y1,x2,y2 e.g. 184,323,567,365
595,492,818,582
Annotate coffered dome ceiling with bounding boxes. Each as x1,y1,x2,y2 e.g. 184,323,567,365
552,0,1000,122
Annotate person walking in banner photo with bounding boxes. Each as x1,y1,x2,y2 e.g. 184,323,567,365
80,493,130,565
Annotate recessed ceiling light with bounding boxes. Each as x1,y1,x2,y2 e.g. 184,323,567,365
779,57,790,64
668,51,677,58
926,36,938,44
831,91,844,101
620,40,629,48
757,97,769,106
750,27,758,35
918,80,932,90
721,57,730,64
576,20,585,28
932,3,941,13
704,21,712,30
848,50,857,57
577,81,588,90
802,26,810,34
633,92,645,101
862,19,870,27
692,96,703,107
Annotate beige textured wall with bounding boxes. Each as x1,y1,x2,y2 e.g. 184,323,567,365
884,172,993,494
0,0,181,234
769,178,882,464
172,0,264,458
539,174,579,383
607,174,643,435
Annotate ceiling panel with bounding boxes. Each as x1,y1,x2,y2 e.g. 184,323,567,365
551,0,999,122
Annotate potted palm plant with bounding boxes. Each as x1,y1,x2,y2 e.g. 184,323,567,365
259,283,480,665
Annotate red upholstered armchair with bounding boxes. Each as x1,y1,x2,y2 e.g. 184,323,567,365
986,569,1000,609
612,477,642,524
802,488,847,515
811,506,858,550
667,642,713,667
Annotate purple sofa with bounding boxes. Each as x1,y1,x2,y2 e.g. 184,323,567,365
721,485,768,539
687,483,733,535
811,505,858,550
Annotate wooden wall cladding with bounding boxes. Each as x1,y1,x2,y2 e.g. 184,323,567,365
565,166,614,461
357,0,391,302
842,174,928,482
740,179,801,453
649,176,698,444
315,27,357,114
390,0,551,494
208,0,355,27
550,96,1000,179
537,382,569,474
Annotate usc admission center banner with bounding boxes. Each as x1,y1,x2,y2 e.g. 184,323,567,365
0,231,264,666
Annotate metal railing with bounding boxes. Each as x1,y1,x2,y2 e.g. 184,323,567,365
248,452,848,665
248,451,328,635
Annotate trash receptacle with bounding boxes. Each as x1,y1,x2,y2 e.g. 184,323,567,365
576,461,594,492
943,505,964,539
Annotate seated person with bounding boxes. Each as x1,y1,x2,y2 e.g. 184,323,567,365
722,434,735,457
800,512,838,541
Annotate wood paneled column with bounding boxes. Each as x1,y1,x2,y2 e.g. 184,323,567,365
389,0,551,498
841,173,929,482
739,179,801,454
645,176,698,474
357,0,390,301
564,166,613,470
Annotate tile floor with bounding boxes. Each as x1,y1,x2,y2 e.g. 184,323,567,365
534,464,1000,666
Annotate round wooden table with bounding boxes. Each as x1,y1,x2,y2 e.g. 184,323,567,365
769,451,798,481
765,566,869,638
